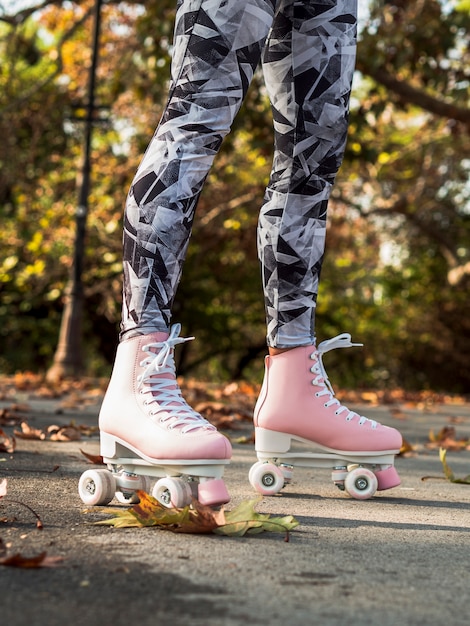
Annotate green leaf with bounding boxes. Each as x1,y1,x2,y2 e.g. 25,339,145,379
439,448,470,485
213,498,299,537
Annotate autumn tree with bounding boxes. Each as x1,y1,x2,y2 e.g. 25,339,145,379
0,0,468,391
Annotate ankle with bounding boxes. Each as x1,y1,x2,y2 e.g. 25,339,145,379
268,345,302,357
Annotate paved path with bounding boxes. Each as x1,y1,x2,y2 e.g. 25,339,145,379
1,389,470,625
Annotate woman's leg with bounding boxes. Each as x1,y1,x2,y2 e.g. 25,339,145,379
253,1,402,492
121,0,275,339
259,0,357,348
98,0,276,506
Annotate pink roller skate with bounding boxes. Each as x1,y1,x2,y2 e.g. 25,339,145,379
78,324,231,508
249,334,402,500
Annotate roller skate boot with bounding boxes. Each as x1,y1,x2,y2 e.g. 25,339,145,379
78,324,231,508
249,334,402,500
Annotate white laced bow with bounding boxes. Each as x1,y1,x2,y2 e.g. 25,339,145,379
310,333,377,428
137,324,215,433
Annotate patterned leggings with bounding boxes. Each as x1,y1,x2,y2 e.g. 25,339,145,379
121,0,357,348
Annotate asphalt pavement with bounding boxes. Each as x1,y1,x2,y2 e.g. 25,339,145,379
1,384,470,626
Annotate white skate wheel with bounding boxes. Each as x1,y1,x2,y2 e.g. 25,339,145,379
115,474,151,505
248,461,266,488
152,477,192,508
344,467,378,500
78,469,116,506
250,462,285,496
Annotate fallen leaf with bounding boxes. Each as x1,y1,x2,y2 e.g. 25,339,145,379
398,437,416,456
426,426,470,451
439,448,470,484
13,422,46,441
214,499,299,539
48,426,81,442
0,408,24,426
96,493,298,539
80,449,104,465
96,492,221,533
0,428,16,453
0,551,63,568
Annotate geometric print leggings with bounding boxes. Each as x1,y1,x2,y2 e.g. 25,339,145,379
121,0,358,348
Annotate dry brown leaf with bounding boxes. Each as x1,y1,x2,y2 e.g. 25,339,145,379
0,408,26,426
426,426,470,451
13,422,46,441
399,437,417,456
80,449,104,465
0,428,16,453
0,551,63,568
98,494,299,538
48,426,82,442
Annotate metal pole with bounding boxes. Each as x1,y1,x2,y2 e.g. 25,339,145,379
74,0,102,289
47,0,103,381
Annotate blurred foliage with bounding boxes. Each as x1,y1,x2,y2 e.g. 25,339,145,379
0,0,469,392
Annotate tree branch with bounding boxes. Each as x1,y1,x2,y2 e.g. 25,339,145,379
357,61,470,129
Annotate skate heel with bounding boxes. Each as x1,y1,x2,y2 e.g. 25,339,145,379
100,431,128,460
255,427,292,454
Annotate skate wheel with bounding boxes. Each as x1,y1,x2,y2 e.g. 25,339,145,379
198,478,230,506
344,467,378,500
152,477,192,508
78,469,116,506
115,475,151,505
248,461,266,488
249,462,285,496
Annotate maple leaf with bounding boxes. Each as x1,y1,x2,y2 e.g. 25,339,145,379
95,493,298,539
439,448,470,485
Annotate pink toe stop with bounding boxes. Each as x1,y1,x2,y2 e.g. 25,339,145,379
375,466,401,491
197,478,230,506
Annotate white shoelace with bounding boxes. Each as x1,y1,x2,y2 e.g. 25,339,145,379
137,324,215,434
310,333,377,428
